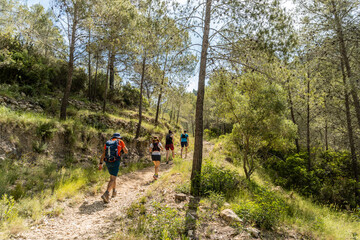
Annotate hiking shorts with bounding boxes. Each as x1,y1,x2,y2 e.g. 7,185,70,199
165,144,174,150
105,160,121,176
151,154,161,161
181,142,188,148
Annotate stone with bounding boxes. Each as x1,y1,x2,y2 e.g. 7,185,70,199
223,202,231,208
220,209,243,224
247,227,260,238
21,92,26,97
175,193,187,202
271,186,282,192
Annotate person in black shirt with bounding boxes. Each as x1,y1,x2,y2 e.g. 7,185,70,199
165,130,174,164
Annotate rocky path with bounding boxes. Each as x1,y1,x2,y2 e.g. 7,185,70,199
17,162,174,240
15,142,214,240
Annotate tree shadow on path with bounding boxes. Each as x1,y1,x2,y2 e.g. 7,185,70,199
185,196,200,240
78,200,107,215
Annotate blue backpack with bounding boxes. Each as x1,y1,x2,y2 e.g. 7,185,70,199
105,140,121,162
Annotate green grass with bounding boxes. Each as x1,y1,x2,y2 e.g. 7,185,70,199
0,159,152,238
207,137,360,239
0,92,182,238
283,193,360,239
124,137,360,240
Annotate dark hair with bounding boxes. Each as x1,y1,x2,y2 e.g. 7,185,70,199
184,130,187,132
169,130,172,134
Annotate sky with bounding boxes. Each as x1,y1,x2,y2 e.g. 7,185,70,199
26,0,50,9
25,0,295,92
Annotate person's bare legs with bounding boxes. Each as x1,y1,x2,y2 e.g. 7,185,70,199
166,150,170,163
153,161,160,178
102,175,116,203
185,146,188,158
171,149,175,158
181,147,184,158
106,175,116,192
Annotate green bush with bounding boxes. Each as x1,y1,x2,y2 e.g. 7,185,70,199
175,182,190,194
206,191,225,209
0,34,52,93
264,150,359,209
128,201,185,240
200,161,241,198
0,194,18,223
36,122,56,141
107,83,149,109
39,98,59,115
204,128,222,140
233,188,288,230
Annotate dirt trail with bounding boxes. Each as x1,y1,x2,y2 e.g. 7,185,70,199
17,162,173,240
16,141,214,240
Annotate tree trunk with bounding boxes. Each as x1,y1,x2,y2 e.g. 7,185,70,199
109,51,115,90
103,50,111,113
93,51,99,101
332,1,360,131
190,0,212,197
176,106,180,125
324,98,329,151
191,117,195,136
60,5,77,120
341,60,359,205
135,55,146,139
287,83,300,152
243,135,250,179
161,101,168,120
170,104,174,123
306,72,311,171
88,28,92,100
325,118,328,151
155,53,168,125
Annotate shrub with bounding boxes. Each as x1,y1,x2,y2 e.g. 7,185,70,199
0,194,18,223
36,122,56,141
126,200,185,240
107,83,149,109
143,202,184,239
264,150,359,208
175,182,190,194
200,161,241,198
206,191,225,209
39,98,59,115
204,128,222,140
33,141,48,153
233,188,288,230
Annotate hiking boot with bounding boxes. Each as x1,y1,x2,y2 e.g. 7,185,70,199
153,174,158,180
166,161,169,164
101,191,110,203
112,190,117,198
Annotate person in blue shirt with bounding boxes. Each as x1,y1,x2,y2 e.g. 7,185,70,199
180,130,189,158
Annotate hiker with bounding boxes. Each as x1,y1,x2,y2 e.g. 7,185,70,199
165,130,175,164
149,136,163,180
99,133,128,203
180,130,189,158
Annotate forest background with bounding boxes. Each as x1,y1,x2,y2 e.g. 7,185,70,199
1,0,360,239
